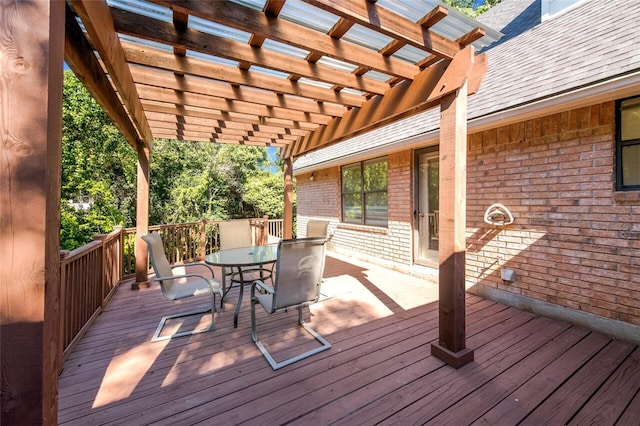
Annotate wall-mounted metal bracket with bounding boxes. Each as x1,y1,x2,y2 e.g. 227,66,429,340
483,203,514,226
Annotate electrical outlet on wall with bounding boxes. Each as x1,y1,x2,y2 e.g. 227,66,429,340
501,268,516,282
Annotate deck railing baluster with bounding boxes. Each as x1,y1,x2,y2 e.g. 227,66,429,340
58,218,281,373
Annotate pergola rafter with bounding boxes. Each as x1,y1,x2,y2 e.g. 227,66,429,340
65,0,499,158
151,0,421,80
0,1,504,422
63,0,500,369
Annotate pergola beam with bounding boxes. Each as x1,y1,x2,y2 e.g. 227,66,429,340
286,46,481,158
303,0,461,59
135,85,334,125
148,120,298,142
69,0,153,148
141,101,318,131
129,66,347,117
64,4,141,150
121,42,365,107
111,7,391,95
151,0,420,80
145,111,308,136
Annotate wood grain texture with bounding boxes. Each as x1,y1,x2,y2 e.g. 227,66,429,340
0,0,64,423
57,255,640,424
151,0,419,79
303,0,460,59
434,80,470,362
133,146,150,289
69,0,153,147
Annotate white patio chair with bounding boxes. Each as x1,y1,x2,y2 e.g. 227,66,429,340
306,219,330,239
250,237,331,370
218,219,272,307
142,232,222,342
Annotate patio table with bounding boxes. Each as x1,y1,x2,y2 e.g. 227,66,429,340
205,245,277,328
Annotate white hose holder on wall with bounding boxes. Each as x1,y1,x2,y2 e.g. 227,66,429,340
483,203,514,226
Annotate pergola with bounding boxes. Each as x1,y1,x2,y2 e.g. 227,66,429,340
1,0,500,423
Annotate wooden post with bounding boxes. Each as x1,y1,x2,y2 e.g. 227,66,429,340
113,225,124,283
200,218,207,260
430,81,474,368
0,0,65,422
283,157,294,239
58,250,70,375
132,145,150,289
93,233,109,304
261,215,269,245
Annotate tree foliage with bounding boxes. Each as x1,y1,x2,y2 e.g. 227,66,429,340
61,71,285,249
61,72,137,249
442,0,501,17
149,141,283,223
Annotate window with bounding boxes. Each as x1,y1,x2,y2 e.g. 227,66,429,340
341,157,388,226
617,96,640,190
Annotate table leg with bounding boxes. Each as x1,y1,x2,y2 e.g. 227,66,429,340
234,267,244,328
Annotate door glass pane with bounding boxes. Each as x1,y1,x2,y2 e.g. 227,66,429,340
417,151,439,264
427,158,439,250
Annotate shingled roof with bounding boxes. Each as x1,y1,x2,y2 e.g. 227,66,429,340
475,0,540,46
294,0,640,171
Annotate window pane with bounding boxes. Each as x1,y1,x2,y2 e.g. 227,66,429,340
621,97,640,141
622,144,640,187
364,192,388,226
342,193,362,223
342,164,361,192
363,159,387,191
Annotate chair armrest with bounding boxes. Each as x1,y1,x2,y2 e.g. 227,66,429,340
252,279,274,295
155,273,222,295
171,262,216,278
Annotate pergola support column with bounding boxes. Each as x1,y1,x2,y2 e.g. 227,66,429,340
132,145,150,289
431,82,474,369
0,0,65,423
283,157,294,239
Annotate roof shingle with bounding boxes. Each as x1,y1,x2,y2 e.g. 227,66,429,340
294,0,640,170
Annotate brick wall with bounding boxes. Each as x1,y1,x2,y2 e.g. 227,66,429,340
297,152,414,266
467,101,640,326
296,101,640,327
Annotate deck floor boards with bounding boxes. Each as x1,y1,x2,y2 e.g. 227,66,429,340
58,253,640,425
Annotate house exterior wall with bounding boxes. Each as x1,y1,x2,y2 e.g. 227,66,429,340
296,100,640,327
297,151,415,269
467,101,640,326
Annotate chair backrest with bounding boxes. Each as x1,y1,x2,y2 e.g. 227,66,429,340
306,219,330,239
219,219,252,249
142,232,176,298
271,237,327,310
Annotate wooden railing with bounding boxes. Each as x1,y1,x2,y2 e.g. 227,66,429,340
122,218,271,277
59,228,122,372
268,218,284,240
57,218,278,372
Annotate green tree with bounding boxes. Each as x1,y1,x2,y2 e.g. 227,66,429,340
62,71,286,249
149,140,281,224
61,71,137,249
443,0,501,17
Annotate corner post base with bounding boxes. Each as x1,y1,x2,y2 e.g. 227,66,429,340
131,280,150,290
431,343,474,369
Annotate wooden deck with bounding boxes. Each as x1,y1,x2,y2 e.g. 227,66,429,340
58,253,640,425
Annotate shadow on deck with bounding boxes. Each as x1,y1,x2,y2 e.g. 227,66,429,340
58,253,640,425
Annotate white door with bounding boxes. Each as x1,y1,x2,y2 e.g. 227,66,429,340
415,149,439,265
